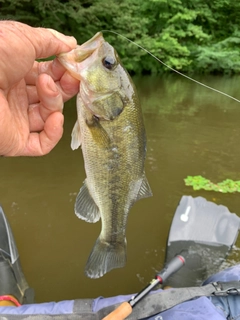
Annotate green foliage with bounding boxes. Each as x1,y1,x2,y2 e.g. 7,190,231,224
0,0,240,74
184,175,240,193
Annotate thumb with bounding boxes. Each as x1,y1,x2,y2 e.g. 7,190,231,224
1,21,77,59
0,21,77,89
37,28,77,58
30,27,77,59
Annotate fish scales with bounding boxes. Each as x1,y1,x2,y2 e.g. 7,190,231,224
82,96,144,235
58,32,152,278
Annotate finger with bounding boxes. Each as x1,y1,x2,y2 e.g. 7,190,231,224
44,28,77,58
15,22,77,59
58,70,79,101
26,60,79,102
28,104,44,132
27,74,79,105
0,21,77,89
36,74,63,122
25,60,65,85
26,85,38,105
22,112,64,156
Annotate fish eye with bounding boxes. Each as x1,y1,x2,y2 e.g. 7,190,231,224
102,56,116,70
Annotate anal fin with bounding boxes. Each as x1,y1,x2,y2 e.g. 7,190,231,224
75,180,100,223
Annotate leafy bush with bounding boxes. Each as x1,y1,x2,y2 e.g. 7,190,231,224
184,175,240,193
1,0,240,74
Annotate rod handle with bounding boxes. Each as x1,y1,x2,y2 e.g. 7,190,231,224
102,301,132,320
157,255,185,283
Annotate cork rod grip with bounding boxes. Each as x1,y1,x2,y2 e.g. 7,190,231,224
102,301,132,320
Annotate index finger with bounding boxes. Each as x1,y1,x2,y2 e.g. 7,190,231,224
25,60,68,85
25,60,79,102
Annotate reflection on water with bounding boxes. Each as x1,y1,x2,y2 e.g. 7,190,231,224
1,75,240,302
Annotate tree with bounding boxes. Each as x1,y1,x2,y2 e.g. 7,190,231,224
0,0,239,74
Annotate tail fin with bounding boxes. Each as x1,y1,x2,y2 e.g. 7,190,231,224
85,237,127,279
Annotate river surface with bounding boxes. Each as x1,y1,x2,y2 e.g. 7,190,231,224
1,74,240,302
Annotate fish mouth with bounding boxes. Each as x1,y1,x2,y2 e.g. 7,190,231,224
57,32,105,80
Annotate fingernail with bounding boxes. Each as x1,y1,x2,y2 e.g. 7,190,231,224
47,29,77,48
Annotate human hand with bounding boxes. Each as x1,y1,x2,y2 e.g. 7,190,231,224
0,21,79,156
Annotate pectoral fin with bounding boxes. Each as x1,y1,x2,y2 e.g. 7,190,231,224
71,120,81,150
75,180,101,223
86,117,111,148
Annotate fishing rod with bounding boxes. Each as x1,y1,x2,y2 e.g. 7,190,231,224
102,254,185,320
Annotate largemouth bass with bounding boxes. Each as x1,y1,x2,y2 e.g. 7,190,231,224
58,32,152,279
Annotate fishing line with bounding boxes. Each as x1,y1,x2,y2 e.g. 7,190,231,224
101,30,240,103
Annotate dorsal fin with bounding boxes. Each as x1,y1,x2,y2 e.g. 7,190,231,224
136,175,153,201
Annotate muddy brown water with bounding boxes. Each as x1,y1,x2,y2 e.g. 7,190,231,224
1,74,240,303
